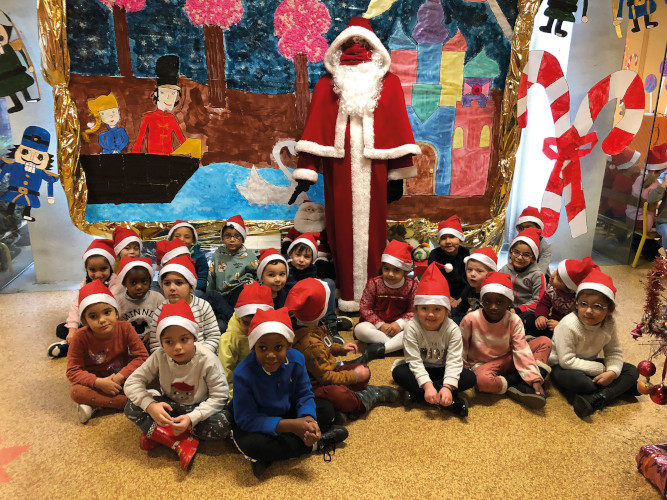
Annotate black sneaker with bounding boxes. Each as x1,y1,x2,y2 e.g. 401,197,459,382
573,393,606,419
442,394,469,418
507,382,546,409
250,459,271,478
336,317,354,331
48,341,68,358
317,425,348,462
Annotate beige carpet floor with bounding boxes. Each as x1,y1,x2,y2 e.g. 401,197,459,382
0,264,664,499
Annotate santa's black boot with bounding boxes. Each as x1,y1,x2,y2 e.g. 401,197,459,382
356,385,399,413
554,20,568,37
644,15,658,29
22,206,35,222
538,18,554,34
631,18,641,33
573,391,608,419
7,94,23,113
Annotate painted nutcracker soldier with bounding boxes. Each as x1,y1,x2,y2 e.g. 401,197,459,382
614,0,658,33
0,23,39,113
539,0,588,38
0,126,58,222
289,17,421,312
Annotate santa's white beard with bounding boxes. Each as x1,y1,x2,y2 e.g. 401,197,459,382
294,216,325,234
331,53,385,117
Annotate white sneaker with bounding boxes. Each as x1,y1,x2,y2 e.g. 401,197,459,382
77,404,97,424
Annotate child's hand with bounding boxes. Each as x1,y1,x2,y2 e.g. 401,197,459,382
384,322,402,337
592,370,617,386
66,328,78,344
438,386,453,407
353,364,371,383
110,373,125,387
147,401,174,427
302,418,321,447
546,319,559,331
535,316,548,330
171,415,191,435
450,298,462,308
343,343,358,354
379,323,391,335
532,382,545,397
94,376,122,396
423,383,438,405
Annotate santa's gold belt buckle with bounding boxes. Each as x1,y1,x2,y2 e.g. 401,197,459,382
18,187,28,194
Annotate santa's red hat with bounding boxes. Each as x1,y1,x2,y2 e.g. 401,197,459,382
480,272,514,302
413,262,451,310
78,279,118,318
510,227,541,260
118,257,155,283
159,255,197,288
607,147,641,171
515,207,545,230
324,17,391,75
248,307,294,349
82,239,116,269
287,232,319,257
156,299,198,339
222,215,247,241
257,248,289,280
284,277,330,322
381,240,413,271
437,215,465,242
463,246,498,271
235,282,274,318
112,227,142,256
647,143,667,171
168,220,198,243
156,239,189,267
577,269,616,303
557,256,599,292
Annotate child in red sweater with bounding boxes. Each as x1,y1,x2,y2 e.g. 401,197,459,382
354,240,418,361
66,280,148,424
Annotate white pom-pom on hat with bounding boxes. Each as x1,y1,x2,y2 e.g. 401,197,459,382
444,263,453,273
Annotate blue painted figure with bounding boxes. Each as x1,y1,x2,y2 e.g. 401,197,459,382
615,0,658,33
82,93,129,153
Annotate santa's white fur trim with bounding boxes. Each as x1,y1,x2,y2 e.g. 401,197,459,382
413,295,451,310
338,299,360,312
156,316,199,338
381,253,412,271
235,303,272,320
480,283,513,302
79,293,118,319
295,140,343,158
350,115,371,305
364,144,422,160
248,321,294,349
324,26,391,75
387,166,418,180
292,168,319,183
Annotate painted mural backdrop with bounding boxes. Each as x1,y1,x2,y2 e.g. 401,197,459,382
65,0,518,224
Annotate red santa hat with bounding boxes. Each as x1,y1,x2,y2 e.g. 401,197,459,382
156,239,190,267
112,227,142,256
248,307,294,350
510,227,542,260
647,143,667,171
287,232,319,257
413,262,451,310
557,256,599,292
117,257,155,283
159,255,197,288
463,246,498,271
156,299,199,339
78,279,118,318
480,272,514,302
257,248,289,281
381,240,413,271
437,215,465,242
323,16,391,75
284,277,330,323
82,239,116,269
515,207,545,230
222,214,247,241
576,269,616,304
607,147,641,171
167,220,198,243
235,282,274,318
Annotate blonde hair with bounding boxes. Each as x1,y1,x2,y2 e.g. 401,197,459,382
82,93,119,142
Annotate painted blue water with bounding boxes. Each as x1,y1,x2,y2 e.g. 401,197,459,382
86,163,325,223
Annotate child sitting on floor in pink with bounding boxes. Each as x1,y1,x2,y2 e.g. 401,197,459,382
354,240,419,361
459,272,552,409
66,280,148,424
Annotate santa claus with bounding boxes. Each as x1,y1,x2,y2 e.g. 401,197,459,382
289,17,420,312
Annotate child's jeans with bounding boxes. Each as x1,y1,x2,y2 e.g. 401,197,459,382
656,223,667,251
311,364,368,414
392,363,477,401
551,360,639,401
203,287,244,333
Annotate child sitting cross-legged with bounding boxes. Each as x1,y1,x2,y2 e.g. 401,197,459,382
167,220,208,295
149,255,221,354
230,307,348,478
427,215,470,307
124,300,231,472
460,272,552,408
286,278,399,421
391,263,476,417
354,240,419,361
450,247,498,325
66,280,149,424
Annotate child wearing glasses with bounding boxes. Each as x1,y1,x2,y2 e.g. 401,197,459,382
514,207,552,276
549,269,639,419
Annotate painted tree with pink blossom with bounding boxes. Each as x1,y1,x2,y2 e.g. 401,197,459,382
96,0,146,77
274,0,331,129
184,0,244,108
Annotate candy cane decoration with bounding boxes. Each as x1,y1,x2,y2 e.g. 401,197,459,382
518,50,645,238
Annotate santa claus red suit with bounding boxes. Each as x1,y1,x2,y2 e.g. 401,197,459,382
292,17,420,312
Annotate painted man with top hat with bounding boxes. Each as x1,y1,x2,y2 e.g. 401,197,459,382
289,17,420,312
0,125,58,221
131,54,186,155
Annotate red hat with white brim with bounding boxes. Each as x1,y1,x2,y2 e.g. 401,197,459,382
78,279,118,318
557,256,599,292
248,307,294,349
577,269,616,304
437,215,465,242
647,143,667,171
480,272,514,302
112,227,142,256
381,240,413,271
159,255,197,288
607,147,641,171
257,248,289,280
284,277,330,323
118,256,155,283
515,207,545,230
222,214,247,241
82,239,116,269
463,246,498,271
168,220,198,243
511,227,541,260
235,282,274,318
156,299,199,339
156,239,190,267
287,232,319,258
323,17,391,75
413,262,451,310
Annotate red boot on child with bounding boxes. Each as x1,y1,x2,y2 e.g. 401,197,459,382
145,424,199,471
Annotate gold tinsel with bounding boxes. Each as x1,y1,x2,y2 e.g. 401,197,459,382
38,0,540,247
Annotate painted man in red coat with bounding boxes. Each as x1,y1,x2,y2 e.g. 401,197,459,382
289,17,420,312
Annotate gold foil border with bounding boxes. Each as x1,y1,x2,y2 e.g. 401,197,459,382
39,0,539,247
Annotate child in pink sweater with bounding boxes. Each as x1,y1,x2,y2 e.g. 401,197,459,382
460,272,552,408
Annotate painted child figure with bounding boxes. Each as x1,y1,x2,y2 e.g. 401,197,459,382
168,220,208,294
82,93,129,154
218,282,274,397
354,240,419,361
450,247,498,324
287,278,398,420
66,280,148,424
124,300,231,472
427,215,470,307
115,257,164,347
230,308,348,478
515,207,553,276
49,239,124,358
391,263,477,417
549,270,639,419
460,272,552,408
149,255,221,354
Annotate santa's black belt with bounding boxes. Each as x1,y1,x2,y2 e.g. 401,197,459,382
8,187,39,196
0,66,28,80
